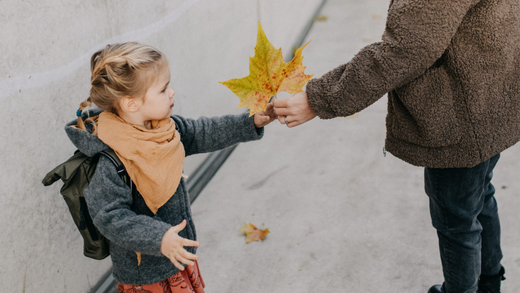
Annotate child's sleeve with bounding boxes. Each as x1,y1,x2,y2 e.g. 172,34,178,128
172,111,264,156
84,155,171,256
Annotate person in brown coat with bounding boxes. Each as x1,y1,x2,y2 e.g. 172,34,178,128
274,0,520,292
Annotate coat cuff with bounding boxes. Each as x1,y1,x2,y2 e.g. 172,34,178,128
242,111,265,140
306,78,338,119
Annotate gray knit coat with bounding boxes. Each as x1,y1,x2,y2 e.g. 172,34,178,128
306,0,520,168
65,110,263,285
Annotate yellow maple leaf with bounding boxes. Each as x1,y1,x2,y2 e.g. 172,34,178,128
239,223,270,243
220,22,314,116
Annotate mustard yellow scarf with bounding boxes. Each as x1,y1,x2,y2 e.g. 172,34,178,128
96,112,185,214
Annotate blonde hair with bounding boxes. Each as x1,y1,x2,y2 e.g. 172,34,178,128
77,42,166,132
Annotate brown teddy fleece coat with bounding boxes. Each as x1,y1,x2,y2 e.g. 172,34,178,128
306,0,520,168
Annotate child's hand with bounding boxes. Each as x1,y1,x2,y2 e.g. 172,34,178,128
160,220,200,271
254,102,278,128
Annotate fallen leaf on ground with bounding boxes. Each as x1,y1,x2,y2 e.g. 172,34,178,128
239,223,270,243
220,22,313,116
314,15,328,21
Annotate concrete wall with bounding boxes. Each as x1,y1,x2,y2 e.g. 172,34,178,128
0,0,322,292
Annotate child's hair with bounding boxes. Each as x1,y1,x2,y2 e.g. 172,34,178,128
77,42,166,132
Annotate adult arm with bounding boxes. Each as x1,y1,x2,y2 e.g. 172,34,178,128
279,0,480,121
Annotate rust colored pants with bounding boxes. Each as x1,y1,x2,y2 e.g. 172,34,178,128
118,261,205,293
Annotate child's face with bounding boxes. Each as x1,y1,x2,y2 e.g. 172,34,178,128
140,61,175,121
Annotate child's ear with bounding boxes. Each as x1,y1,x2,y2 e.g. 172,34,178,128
119,96,142,113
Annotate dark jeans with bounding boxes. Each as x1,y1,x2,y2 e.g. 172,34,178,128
424,154,503,293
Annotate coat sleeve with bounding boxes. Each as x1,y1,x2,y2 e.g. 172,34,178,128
306,0,480,118
84,155,171,256
172,111,264,156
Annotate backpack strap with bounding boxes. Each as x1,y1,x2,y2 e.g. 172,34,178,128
99,149,138,200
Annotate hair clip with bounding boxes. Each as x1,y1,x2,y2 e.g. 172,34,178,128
76,109,82,117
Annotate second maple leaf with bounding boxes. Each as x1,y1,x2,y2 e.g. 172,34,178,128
220,22,313,116
239,223,270,243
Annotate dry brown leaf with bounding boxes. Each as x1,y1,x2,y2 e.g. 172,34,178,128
239,223,270,243
314,15,328,21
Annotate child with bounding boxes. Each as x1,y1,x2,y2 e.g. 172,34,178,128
66,42,276,293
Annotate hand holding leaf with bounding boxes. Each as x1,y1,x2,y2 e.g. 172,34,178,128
254,102,277,128
220,22,313,116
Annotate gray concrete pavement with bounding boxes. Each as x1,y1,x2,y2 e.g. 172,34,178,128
190,0,520,292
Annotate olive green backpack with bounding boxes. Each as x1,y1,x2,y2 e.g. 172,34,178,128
42,149,134,260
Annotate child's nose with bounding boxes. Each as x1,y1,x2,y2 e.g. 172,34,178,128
169,88,175,98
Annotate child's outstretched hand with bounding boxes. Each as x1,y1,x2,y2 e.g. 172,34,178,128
161,220,200,271
254,102,277,128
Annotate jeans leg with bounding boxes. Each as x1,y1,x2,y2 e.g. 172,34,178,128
478,155,503,276
424,154,501,293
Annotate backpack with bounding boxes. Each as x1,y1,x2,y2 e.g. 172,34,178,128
42,149,135,260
